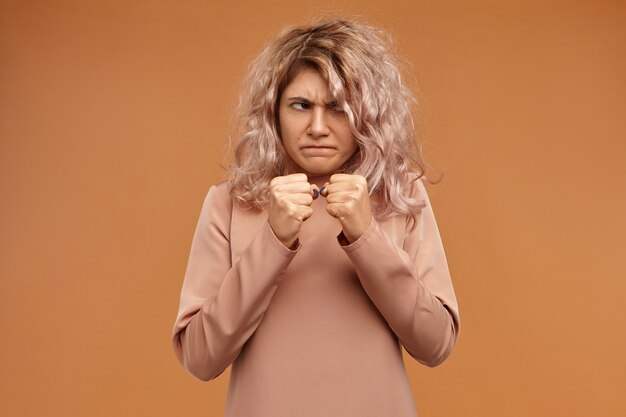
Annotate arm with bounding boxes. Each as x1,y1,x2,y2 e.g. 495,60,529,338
171,184,299,381
339,178,460,367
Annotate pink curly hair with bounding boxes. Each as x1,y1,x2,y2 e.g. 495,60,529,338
228,18,435,221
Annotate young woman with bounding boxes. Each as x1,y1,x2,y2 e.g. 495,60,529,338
172,18,460,417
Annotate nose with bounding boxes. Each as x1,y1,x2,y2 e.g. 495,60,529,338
307,107,330,137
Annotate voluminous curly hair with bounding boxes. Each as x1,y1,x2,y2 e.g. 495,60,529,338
228,18,434,221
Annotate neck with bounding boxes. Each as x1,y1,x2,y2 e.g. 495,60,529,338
306,173,332,188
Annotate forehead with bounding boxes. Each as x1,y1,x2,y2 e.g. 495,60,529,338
282,67,331,100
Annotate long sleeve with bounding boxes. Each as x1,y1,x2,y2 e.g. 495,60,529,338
340,177,460,367
171,184,299,381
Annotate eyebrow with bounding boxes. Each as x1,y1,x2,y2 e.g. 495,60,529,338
287,96,339,107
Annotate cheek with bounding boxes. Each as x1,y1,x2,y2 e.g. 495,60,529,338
334,120,355,147
279,119,302,161
278,117,291,145
279,116,299,143
340,129,357,151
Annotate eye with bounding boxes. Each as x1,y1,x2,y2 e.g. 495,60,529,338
327,101,345,113
291,102,311,111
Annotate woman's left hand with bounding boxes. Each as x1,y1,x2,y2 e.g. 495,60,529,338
322,174,373,244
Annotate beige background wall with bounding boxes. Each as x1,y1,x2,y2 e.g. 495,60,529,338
1,1,625,416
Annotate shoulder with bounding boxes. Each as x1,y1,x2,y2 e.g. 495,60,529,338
201,180,233,215
203,179,265,216
403,171,428,206
210,180,231,198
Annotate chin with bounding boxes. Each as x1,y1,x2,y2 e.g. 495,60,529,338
294,156,345,175
302,165,336,175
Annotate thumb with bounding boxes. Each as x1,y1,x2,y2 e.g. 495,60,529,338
319,182,330,197
310,183,321,200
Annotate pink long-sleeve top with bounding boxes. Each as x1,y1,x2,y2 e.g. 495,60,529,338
172,175,460,417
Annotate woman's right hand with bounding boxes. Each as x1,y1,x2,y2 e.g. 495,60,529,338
268,173,319,249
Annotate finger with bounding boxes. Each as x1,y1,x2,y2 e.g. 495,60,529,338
330,173,359,183
283,193,314,206
319,182,331,197
330,174,367,188
325,191,355,204
273,181,314,194
300,206,314,221
311,184,320,200
326,202,344,219
270,173,308,187
323,181,358,195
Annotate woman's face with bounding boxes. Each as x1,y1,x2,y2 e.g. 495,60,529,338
278,67,357,177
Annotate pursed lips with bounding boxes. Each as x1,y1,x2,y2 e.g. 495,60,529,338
300,145,336,149
300,146,336,155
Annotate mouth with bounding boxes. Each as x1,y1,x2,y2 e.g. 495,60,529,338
301,146,336,150
300,146,336,155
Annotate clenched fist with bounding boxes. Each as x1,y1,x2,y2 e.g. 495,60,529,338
321,174,373,244
268,173,320,249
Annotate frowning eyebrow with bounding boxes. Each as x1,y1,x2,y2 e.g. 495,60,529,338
287,96,339,107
